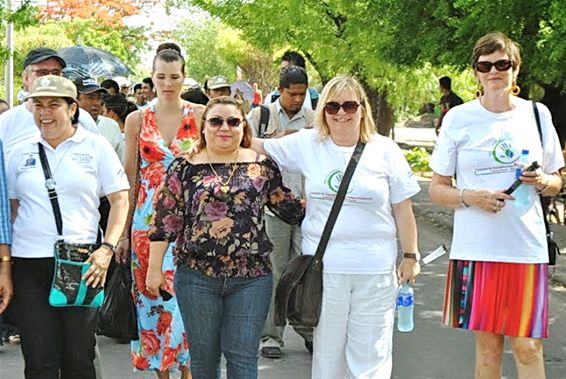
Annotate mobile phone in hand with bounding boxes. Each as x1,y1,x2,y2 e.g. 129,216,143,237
504,161,540,195
159,289,173,301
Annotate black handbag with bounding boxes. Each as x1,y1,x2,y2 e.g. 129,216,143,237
38,143,105,307
274,141,365,327
532,102,561,266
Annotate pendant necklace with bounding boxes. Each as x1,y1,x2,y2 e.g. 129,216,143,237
206,149,239,193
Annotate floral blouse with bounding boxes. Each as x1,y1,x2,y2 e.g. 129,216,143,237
149,156,304,278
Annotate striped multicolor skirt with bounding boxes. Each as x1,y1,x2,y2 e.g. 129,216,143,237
443,260,548,339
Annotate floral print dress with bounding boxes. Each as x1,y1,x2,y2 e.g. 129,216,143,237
148,156,305,278
131,103,197,371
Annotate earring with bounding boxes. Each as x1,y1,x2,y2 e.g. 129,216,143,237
475,84,483,98
511,81,521,96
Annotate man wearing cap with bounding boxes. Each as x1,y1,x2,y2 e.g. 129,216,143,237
206,75,231,99
74,77,124,164
0,48,100,159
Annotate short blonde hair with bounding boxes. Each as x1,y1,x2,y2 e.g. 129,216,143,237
314,75,376,143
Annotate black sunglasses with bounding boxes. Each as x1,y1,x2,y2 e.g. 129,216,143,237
324,101,361,115
475,59,513,73
206,117,242,128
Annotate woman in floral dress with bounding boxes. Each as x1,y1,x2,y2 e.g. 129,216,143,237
117,49,204,378
145,96,304,378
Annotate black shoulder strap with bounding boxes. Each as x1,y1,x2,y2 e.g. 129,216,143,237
532,102,552,236
259,105,270,138
38,143,63,237
532,101,543,146
311,141,366,269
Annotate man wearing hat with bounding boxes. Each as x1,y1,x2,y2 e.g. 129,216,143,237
0,48,100,159
206,75,231,99
74,77,124,164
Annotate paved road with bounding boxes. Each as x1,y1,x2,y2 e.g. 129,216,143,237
2,201,565,378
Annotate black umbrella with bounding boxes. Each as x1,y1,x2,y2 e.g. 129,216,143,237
57,45,134,80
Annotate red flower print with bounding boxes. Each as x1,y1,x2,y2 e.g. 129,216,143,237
156,310,173,336
132,352,150,370
177,115,197,139
161,344,182,369
144,163,166,190
136,186,148,208
140,139,166,163
162,270,175,294
183,333,189,350
140,329,161,356
133,230,150,267
133,263,149,294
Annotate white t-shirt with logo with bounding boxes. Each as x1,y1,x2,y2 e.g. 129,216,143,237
7,126,130,258
264,129,420,274
0,102,100,159
430,97,564,263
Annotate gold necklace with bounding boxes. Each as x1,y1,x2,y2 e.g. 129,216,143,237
206,149,239,193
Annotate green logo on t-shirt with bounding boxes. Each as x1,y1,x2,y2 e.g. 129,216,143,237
492,138,520,164
325,170,354,194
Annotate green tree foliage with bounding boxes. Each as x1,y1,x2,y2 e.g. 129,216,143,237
173,14,277,92
179,0,566,136
0,0,39,62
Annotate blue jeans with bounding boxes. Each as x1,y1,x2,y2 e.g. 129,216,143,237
174,266,272,379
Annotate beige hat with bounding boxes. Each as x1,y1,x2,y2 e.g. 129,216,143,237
27,75,77,100
207,75,231,90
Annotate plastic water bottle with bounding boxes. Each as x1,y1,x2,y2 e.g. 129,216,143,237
396,283,414,332
513,149,533,208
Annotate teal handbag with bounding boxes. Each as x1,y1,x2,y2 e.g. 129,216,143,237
38,143,105,308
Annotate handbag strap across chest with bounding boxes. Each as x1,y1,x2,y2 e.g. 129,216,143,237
37,143,64,237
311,141,366,268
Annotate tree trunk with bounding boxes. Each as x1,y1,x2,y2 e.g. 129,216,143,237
541,84,566,148
361,81,394,137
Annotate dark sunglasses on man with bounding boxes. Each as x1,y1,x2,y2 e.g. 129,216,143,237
324,101,361,115
475,59,513,73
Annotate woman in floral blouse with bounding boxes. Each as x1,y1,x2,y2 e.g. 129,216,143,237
146,96,304,378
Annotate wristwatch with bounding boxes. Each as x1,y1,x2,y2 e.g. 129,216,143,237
100,242,116,253
403,252,421,261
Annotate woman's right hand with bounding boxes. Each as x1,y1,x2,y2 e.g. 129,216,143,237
145,267,164,297
115,238,130,264
464,189,513,214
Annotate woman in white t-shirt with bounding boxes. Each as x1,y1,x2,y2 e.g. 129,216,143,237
6,76,130,378
252,75,421,379
429,32,564,378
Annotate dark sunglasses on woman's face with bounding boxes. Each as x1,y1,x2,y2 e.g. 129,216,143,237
206,117,242,128
324,101,361,115
475,59,513,73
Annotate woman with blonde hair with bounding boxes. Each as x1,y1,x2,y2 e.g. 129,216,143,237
146,96,304,378
251,75,421,378
429,32,564,378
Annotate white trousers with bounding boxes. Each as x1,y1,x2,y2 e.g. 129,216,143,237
312,272,397,379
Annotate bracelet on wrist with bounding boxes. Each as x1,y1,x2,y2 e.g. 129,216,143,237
459,188,470,208
118,236,129,242
0,255,11,263
100,242,116,253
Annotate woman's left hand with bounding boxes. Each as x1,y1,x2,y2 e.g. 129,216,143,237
82,247,113,288
397,258,421,284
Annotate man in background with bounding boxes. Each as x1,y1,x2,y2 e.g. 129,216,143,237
435,76,463,135
264,51,319,110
